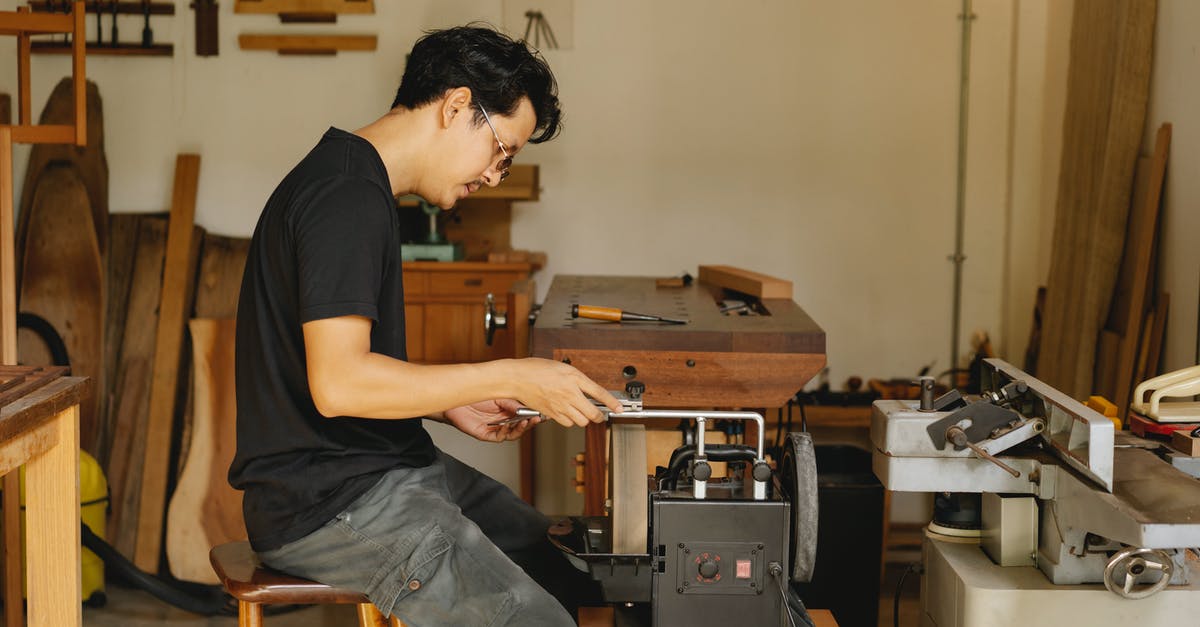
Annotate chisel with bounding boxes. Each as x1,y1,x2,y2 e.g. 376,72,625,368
571,304,687,324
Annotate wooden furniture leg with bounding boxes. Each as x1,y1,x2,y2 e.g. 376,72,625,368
23,405,81,627
239,600,262,627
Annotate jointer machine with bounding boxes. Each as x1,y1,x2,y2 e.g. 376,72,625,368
507,269,829,625
871,358,1200,625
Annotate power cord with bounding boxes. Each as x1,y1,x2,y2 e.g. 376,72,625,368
893,562,923,627
768,562,798,627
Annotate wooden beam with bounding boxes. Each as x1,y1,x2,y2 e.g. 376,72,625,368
134,155,201,572
0,125,21,627
238,33,376,55
72,2,85,146
0,128,14,364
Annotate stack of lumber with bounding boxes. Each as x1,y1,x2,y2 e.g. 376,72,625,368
1093,124,1172,417
1033,0,1158,400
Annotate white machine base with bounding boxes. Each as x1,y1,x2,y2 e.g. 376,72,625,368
922,537,1200,626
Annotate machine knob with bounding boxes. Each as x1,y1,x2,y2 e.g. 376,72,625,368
693,460,712,482
752,461,772,482
625,380,645,399
698,557,719,579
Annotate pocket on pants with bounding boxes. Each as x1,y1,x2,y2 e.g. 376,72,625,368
387,523,453,606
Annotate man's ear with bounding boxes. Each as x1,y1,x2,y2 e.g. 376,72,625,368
440,87,474,129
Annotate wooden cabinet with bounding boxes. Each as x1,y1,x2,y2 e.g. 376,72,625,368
403,261,533,363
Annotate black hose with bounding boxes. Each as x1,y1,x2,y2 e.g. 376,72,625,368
16,312,70,367
81,523,236,616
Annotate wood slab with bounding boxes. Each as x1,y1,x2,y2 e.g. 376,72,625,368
193,234,250,319
16,78,107,257
106,216,168,557
17,163,103,454
167,319,243,584
1111,124,1171,416
1035,0,1157,398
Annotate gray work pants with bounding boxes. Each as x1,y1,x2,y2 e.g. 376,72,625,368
260,450,580,627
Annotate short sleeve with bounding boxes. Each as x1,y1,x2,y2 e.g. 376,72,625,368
292,177,395,323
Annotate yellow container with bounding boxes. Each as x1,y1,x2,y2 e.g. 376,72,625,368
4,450,108,606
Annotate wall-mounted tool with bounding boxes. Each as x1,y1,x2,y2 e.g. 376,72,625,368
571,304,687,325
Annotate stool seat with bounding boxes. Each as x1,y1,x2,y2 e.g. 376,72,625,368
210,540,401,627
210,540,370,605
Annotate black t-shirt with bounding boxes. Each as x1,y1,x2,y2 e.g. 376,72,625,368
230,128,435,552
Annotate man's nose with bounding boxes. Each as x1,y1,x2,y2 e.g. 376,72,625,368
481,164,502,187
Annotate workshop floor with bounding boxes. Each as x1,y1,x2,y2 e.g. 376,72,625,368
1,563,921,627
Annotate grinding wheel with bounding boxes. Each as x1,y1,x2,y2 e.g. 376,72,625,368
781,432,818,582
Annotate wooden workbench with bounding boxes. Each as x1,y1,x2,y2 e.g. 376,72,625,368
0,375,88,627
532,274,826,515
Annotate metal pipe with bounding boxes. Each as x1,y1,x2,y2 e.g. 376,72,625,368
950,0,975,379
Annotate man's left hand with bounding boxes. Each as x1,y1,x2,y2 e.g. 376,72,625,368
444,399,541,442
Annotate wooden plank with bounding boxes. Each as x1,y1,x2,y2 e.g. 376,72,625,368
107,216,167,558
1142,293,1169,383
698,265,793,300
99,214,142,468
234,0,374,14
238,33,377,54
135,154,201,571
18,164,103,454
17,30,30,125
1035,0,1157,398
8,123,75,144
17,78,108,254
166,319,244,584
1112,124,1171,417
0,365,66,407
193,235,250,318
0,8,74,36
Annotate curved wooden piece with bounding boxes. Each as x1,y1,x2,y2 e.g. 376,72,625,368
16,77,107,259
167,318,244,583
18,164,102,453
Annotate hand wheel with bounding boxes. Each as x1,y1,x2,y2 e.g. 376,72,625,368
1103,547,1174,599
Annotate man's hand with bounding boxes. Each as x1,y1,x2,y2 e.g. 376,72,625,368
444,399,541,442
511,358,623,427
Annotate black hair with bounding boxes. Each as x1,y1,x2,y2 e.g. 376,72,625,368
392,25,562,144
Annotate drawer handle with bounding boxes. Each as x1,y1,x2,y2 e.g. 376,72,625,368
463,278,483,287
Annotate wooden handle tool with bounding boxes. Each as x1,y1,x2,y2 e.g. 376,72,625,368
571,304,687,324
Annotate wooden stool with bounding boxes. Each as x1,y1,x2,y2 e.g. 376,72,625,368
210,540,405,627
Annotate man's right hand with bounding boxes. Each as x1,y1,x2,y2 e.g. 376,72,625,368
510,358,622,427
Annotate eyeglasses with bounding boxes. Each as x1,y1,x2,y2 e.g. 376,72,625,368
477,104,512,181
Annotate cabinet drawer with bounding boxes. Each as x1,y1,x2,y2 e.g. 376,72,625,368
403,271,428,296
428,271,524,296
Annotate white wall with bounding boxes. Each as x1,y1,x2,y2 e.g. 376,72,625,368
0,1,1066,512
1146,0,1200,374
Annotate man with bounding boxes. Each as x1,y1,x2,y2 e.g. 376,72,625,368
230,26,620,626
